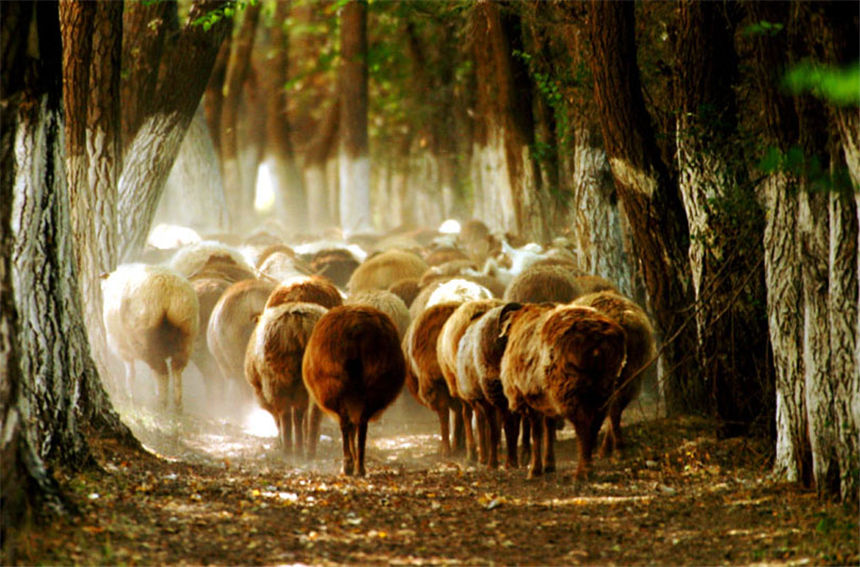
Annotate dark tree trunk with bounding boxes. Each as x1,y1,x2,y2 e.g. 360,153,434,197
118,0,232,259
587,1,700,414
675,1,773,435
471,0,547,241
339,0,371,235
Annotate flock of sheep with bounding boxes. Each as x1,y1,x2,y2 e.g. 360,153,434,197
101,220,656,479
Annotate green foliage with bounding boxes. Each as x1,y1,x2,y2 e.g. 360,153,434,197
783,61,860,107
742,20,784,37
758,146,857,195
192,0,241,32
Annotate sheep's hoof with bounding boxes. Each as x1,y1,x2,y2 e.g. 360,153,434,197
341,461,355,476
527,466,543,480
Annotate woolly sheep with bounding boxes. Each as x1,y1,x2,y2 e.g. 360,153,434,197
245,301,328,457
573,291,656,456
437,298,503,463
345,289,411,340
302,305,406,476
500,303,627,479
169,240,253,278
265,275,344,310
103,263,199,411
503,264,584,304
346,249,428,294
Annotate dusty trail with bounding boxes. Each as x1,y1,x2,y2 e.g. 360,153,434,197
7,388,857,566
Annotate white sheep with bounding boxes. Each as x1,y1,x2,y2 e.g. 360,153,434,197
169,240,254,278
102,263,199,411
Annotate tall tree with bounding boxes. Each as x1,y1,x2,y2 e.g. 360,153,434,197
117,0,232,260
751,1,858,502
1,3,72,548
264,0,307,233
586,1,701,413
674,1,772,434
338,0,372,235
59,0,126,411
471,0,548,241
220,0,261,234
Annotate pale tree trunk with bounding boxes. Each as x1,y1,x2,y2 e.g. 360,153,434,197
60,0,124,401
118,0,232,260
339,0,372,235
265,0,307,234
220,1,260,234
471,0,547,242
155,105,229,234
753,1,857,502
304,102,339,233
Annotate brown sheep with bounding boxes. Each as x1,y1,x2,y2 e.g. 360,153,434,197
503,264,584,304
500,303,627,479
459,219,498,264
404,302,463,457
345,289,411,340
437,298,504,463
302,305,406,476
265,275,343,310
189,276,232,398
457,304,526,469
573,275,619,296
424,247,470,267
573,291,656,456
346,249,429,294
310,248,360,289
207,279,276,404
245,302,327,458
388,277,421,308
103,264,199,411
188,253,257,283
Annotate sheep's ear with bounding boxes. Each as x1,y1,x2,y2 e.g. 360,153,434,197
498,302,523,339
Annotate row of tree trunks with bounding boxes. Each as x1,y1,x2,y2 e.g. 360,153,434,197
753,1,858,503
118,0,232,260
586,1,701,414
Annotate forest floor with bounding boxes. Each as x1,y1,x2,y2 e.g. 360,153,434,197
4,393,858,566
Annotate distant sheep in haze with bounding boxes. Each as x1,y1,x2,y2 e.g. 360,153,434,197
103,263,199,411
347,249,428,294
265,275,343,310
345,289,411,340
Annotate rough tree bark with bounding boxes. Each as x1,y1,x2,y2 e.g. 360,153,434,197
471,0,547,242
675,1,772,434
0,3,72,548
118,0,232,260
304,102,340,233
264,0,308,233
59,0,128,409
753,1,858,503
339,0,372,235
587,1,700,414
220,0,261,234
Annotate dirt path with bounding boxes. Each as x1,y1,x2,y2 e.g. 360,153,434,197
5,397,858,566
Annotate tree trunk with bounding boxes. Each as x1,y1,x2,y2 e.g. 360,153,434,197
264,0,307,234
471,0,547,242
587,1,700,414
753,1,858,502
304,102,340,233
0,3,72,545
120,0,175,152
675,1,772,434
60,0,126,408
339,0,372,235
118,0,232,260
220,1,261,234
